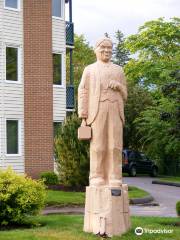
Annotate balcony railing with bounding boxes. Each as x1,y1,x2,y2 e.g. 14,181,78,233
66,21,74,46
66,85,75,109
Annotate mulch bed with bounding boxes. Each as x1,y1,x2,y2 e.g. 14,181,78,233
47,184,86,192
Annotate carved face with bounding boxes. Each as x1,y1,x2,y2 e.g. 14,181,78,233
95,40,112,62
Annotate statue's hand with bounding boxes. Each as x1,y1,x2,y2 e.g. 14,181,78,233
81,119,87,127
108,80,120,91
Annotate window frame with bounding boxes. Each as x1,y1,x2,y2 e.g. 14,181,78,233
140,153,150,162
5,45,21,83
5,119,21,156
52,0,64,20
4,0,20,11
53,51,64,87
135,152,144,162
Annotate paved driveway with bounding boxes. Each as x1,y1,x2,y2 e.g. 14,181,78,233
124,176,180,217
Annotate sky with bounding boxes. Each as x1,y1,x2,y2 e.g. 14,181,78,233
66,0,180,46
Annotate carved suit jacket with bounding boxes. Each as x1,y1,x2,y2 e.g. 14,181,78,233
78,61,127,125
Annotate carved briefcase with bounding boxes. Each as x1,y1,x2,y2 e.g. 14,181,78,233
78,126,92,140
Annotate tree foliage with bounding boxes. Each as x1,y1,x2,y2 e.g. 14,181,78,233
135,95,179,175
66,34,96,98
124,83,153,149
113,30,130,66
125,18,180,175
54,114,90,187
125,17,180,87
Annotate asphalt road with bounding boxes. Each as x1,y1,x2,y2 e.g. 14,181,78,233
124,176,180,217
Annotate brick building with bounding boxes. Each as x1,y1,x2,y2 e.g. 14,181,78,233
0,0,74,178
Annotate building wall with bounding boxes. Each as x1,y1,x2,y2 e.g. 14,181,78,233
52,15,66,122
0,0,67,176
24,0,54,178
0,0,24,173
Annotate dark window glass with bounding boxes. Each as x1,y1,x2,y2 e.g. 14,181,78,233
54,122,62,137
140,153,149,161
135,152,143,161
5,0,18,9
7,120,18,154
53,53,62,85
52,0,62,17
6,47,18,81
128,151,136,161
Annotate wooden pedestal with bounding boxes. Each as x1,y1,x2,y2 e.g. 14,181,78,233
84,184,131,237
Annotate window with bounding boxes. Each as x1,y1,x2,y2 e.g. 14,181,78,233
6,120,19,154
128,151,136,161
135,152,144,161
52,0,62,18
140,153,149,161
5,0,18,9
53,53,62,85
6,47,19,81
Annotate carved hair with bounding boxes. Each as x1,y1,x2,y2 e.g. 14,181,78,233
94,37,113,50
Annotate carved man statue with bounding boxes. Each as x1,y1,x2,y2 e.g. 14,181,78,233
78,37,127,187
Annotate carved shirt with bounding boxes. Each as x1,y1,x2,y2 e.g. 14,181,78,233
99,62,120,102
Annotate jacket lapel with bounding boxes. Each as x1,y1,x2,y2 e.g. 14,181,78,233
93,62,101,95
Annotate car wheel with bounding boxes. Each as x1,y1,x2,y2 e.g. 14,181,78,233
129,166,136,177
150,167,158,177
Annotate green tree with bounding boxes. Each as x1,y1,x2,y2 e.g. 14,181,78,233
124,83,153,149
125,18,180,175
113,30,130,66
66,34,96,99
125,17,180,87
135,94,179,175
54,113,90,187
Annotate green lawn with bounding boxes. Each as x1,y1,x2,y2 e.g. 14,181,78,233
0,215,179,240
45,186,149,206
158,176,180,183
45,191,85,206
128,186,149,199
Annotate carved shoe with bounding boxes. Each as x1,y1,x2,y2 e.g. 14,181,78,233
90,177,105,186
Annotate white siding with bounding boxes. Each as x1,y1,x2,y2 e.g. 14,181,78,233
52,18,66,52
0,0,67,173
53,86,66,122
1,0,23,45
0,0,24,173
52,16,66,122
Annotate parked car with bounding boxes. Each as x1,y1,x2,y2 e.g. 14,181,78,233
122,149,158,177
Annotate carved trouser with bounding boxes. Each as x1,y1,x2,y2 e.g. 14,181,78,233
90,100,123,184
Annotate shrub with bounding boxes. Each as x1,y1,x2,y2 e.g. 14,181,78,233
0,168,46,226
176,201,180,216
54,113,89,187
40,172,59,185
